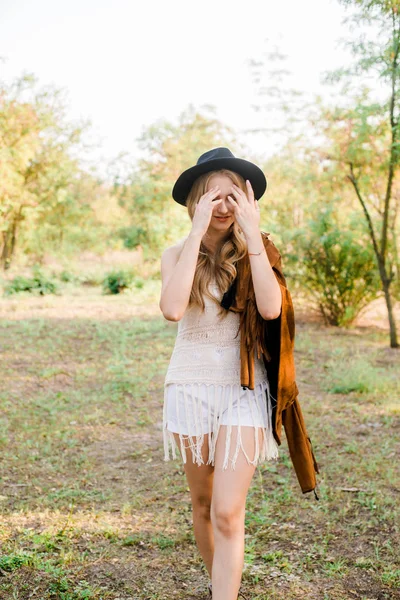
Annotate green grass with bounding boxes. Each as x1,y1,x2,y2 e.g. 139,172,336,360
0,283,399,599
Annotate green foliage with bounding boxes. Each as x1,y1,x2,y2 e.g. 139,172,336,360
59,270,75,282
121,534,143,546
321,0,400,345
151,534,176,549
323,350,399,396
290,206,381,325
112,105,238,257
118,225,146,249
102,270,134,294
4,266,58,296
0,552,32,571
329,381,369,394
0,74,90,269
261,550,284,563
134,277,145,289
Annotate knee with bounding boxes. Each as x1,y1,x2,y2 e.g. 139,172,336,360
192,494,212,520
211,506,244,538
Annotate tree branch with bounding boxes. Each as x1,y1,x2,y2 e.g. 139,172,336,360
382,5,400,259
347,163,381,261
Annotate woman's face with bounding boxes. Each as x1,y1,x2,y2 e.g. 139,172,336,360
205,174,236,229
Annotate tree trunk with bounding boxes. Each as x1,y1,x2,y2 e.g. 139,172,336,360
1,231,12,270
378,260,399,348
348,170,399,348
1,218,19,270
382,282,398,348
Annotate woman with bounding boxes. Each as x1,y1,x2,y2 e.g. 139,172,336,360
159,148,317,599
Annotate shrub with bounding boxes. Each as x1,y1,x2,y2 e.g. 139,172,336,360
4,267,58,296
134,277,145,289
0,552,32,571
118,226,146,249
102,270,134,294
59,270,75,283
289,207,381,326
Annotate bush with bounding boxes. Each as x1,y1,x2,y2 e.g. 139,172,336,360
134,277,145,289
102,270,134,294
118,226,146,249
4,267,58,296
0,552,32,571
289,207,381,326
59,270,75,283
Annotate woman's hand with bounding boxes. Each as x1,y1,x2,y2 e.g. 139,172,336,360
227,180,260,238
191,186,223,237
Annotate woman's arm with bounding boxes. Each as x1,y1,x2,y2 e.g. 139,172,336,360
227,181,282,320
247,229,282,320
159,185,223,321
159,231,203,321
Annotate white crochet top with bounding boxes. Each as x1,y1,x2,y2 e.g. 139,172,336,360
162,278,278,470
164,280,268,387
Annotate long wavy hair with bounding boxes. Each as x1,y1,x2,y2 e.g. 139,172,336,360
186,169,248,317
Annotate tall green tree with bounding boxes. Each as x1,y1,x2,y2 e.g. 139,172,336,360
0,74,87,268
323,0,400,347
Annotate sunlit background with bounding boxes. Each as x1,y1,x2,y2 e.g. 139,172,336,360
1,2,400,599
1,0,353,169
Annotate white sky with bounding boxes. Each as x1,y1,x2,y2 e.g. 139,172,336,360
0,0,353,172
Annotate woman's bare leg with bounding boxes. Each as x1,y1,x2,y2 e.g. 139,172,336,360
173,432,215,577
210,425,262,599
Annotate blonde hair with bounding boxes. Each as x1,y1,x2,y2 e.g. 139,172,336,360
186,169,248,317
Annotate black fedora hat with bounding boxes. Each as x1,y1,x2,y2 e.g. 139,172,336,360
172,147,267,206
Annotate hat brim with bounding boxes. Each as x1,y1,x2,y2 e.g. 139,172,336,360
172,157,267,206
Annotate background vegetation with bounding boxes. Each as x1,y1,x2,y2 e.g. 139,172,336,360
1,0,400,340
0,1,399,598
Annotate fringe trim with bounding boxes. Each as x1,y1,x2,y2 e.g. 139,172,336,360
162,380,278,470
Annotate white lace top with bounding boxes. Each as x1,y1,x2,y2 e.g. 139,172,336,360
162,278,278,470
164,280,268,387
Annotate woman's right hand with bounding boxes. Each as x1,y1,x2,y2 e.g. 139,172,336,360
191,186,223,237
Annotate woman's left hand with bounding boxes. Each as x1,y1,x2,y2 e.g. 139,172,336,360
227,180,260,238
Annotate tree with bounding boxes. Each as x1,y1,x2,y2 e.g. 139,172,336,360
323,0,400,347
113,105,238,258
0,74,87,268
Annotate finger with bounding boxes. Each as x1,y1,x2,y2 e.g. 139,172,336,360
233,182,251,205
203,185,219,195
201,187,220,202
232,184,251,205
227,196,238,206
230,186,245,205
246,180,255,203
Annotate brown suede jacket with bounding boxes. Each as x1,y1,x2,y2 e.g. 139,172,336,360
220,232,319,495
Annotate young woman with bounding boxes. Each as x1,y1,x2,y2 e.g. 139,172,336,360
159,148,315,599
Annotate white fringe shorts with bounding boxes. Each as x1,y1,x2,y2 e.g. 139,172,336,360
162,380,279,470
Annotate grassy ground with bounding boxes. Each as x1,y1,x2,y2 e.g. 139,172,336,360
0,282,399,600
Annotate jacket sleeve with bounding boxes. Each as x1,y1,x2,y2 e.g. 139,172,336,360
282,398,320,494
